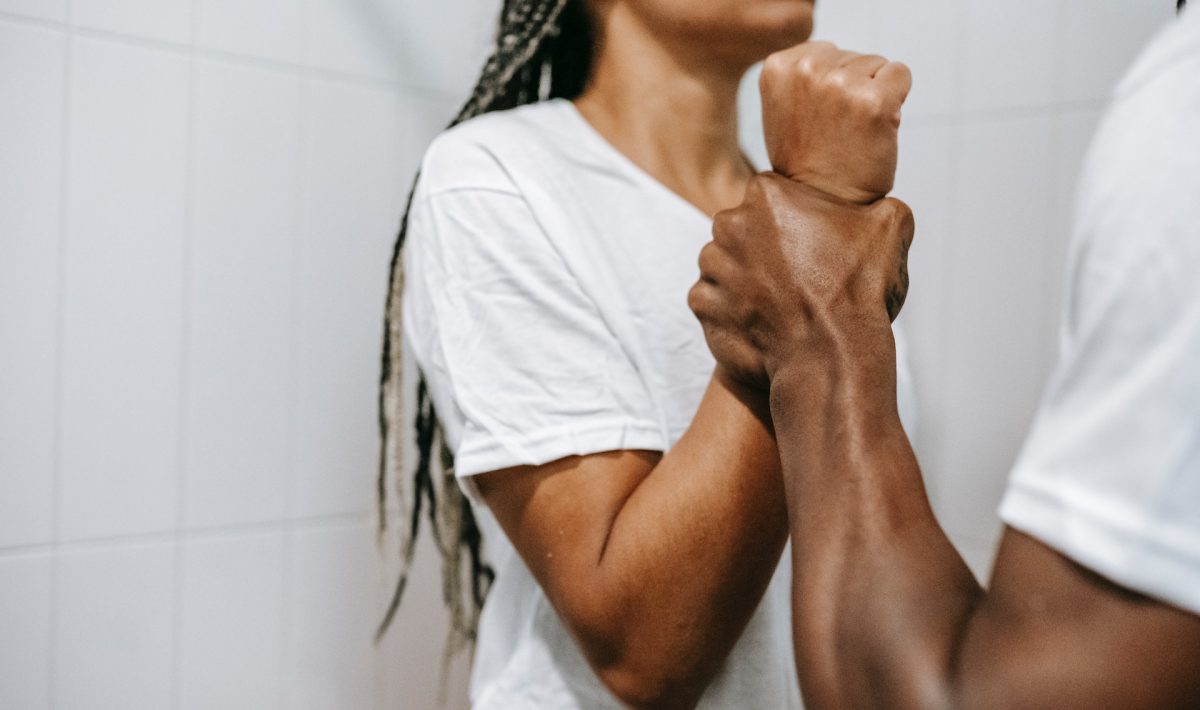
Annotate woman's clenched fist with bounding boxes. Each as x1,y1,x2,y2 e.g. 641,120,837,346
760,41,912,205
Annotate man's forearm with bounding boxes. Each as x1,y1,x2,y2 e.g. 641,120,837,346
769,336,982,710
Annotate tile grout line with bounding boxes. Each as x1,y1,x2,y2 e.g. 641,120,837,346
0,510,381,558
279,0,314,706
169,2,201,708
1035,0,1076,388
928,0,971,512
0,9,463,104
47,0,75,704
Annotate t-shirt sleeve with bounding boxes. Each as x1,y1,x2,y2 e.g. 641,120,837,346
998,27,1200,615
999,250,1200,614
402,179,665,480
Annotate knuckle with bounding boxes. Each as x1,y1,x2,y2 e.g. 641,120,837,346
886,197,916,233
697,241,718,273
890,60,913,83
873,197,916,246
712,209,741,244
762,48,810,87
686,282,708,316
743,174,770,201
876,196,912,226
855,86,889,116
762,51,789,78
796,53,822,77
826,68,852,91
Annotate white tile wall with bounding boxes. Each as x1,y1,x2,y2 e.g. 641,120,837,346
60,37,190,541
0,2,482,707
0,22,64,548
291,79,400,518
891,119,956,483
305,0,406,81
0,1,1174,709
962,0,1062,112
374,526,473,710
184,59,299,530
872,0,962,118
393,0,501,96
936,114,1057,541
196,0,305,65
0,553,53,709
179,532,286,710
54,542,176,710
0,0,67,22
72,0,194,44
810,0,875,52
1059,1,1175,104
285,522,378,710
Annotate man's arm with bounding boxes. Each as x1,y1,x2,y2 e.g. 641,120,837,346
771,339,1200,710
476,370,787,710
689,173,1200,709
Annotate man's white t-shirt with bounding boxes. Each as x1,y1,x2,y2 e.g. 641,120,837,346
403,99,915,708
999,7,1200,616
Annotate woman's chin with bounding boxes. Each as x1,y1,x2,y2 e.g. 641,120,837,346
735,5,815,61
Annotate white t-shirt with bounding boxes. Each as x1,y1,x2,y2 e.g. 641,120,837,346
999,7,1200,616
404,99,915,708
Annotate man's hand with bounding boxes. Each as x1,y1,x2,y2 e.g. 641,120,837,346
761,41,912,205
687,174,914,389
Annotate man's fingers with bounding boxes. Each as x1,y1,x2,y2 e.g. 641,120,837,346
879,197,916,249
871,197,915,322
697,242,727,285
687,280,712,318
712,206,750,251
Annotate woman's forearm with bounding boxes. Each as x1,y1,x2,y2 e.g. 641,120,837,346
582,369,790,707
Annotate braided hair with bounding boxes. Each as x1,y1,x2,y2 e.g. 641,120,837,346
375,0,596,658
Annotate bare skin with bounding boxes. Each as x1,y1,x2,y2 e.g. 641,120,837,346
475,1,816,707
689,42,1200,710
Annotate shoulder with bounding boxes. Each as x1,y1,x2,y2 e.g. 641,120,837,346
1092,10,1200,188
1113,8,1200,101
1074,12,1200,274
416,100,576,199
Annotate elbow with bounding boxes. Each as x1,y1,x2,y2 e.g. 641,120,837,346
562,596,710,709
596,663,703,710
570,616,705,709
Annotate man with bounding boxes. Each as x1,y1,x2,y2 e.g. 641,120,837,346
689,3,1200,708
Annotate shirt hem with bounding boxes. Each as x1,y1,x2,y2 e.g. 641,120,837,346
454,418,666,480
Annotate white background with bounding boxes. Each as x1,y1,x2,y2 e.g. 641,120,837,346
0,0,1177,708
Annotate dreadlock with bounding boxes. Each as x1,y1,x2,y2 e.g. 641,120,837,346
375,0,596,660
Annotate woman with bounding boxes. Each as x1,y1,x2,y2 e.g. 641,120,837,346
378,0,913,706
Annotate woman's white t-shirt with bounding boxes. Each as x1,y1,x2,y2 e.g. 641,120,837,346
403,98,915,708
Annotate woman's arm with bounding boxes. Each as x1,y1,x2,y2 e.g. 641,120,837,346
476,367,787,709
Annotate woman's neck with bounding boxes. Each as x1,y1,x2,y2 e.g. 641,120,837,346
573,4,754,216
